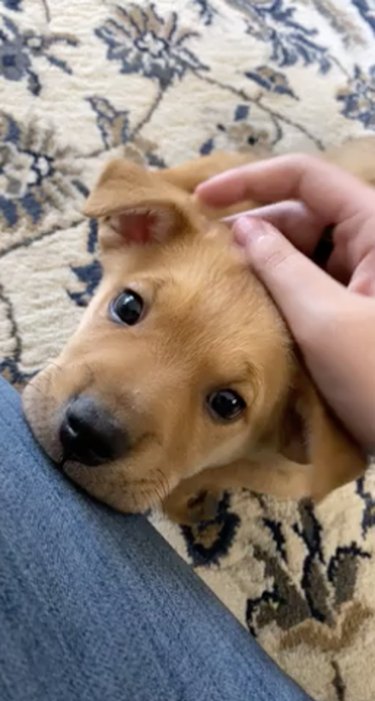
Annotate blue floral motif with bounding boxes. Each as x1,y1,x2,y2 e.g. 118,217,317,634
357,474,375,537
0,357,35,387
245,64,296,98
199,103,270,156
181,493,240,567
67,220,102,308
263,517,287,561
87,96,130,150
193,0,218,26
327,543,371,605
0,111,86,227
0,280,34,387
352,0,375,35
234,104,248,120
246,502,370,635
68,260,102,308
0,15,78,95
243,0,331,73
1,0,22,11
337,64,375,129
95,3,208,90
87,95,166,167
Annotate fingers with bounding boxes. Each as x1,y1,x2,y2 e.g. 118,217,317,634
197,154,373,225
349,250,375,297
233,216,345,341
223,200,325,255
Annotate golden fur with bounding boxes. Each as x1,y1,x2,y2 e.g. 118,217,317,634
23,139,374,523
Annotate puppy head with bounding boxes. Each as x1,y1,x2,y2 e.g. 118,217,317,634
23,159,365,513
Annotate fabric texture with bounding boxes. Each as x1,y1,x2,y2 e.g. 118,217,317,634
0,2,375,699
0,376,314,701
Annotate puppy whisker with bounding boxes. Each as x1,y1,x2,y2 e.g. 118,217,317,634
155,467,170,500
24,380,49,400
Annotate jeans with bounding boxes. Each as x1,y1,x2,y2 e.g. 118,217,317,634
0,377,312,701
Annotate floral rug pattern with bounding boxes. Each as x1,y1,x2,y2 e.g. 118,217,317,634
1,2,375,699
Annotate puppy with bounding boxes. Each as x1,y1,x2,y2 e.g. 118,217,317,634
23,140,373,524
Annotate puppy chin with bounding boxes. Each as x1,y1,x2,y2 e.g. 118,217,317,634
63,461,157,514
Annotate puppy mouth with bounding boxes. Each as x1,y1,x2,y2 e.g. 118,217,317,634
22,369,171,513
25,411,131,474
22,381,154,474
59,451,171,514
22,366,128,469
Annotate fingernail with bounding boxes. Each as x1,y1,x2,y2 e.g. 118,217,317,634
233,217,270,247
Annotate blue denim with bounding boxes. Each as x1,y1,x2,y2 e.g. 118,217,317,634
0,377,313,701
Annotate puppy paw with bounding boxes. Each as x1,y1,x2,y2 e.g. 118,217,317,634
163,488,221,525
186,490,220,523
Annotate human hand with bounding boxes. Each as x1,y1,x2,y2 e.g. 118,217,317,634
196,155,375,451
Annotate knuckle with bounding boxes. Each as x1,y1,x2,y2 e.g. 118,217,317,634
287,152,321,170
256,236,297,274
275,152,320,174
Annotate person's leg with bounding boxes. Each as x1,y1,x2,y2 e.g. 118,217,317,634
0,377,312,701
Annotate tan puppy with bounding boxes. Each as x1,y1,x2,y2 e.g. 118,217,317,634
23,140,373,524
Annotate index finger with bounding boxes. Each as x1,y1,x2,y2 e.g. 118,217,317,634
196,154,374,226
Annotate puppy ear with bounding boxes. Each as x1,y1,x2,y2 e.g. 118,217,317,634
278,365,366,500
83,159,199,247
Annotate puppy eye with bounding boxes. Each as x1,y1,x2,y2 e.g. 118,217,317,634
109,289,144,326
206,389,246,422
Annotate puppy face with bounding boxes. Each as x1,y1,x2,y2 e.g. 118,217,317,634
23,159,295,512
23,157,365,513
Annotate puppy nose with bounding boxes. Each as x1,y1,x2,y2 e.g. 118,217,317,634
59,395,128,466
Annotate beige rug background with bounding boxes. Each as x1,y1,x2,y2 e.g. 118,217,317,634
1,1,375,699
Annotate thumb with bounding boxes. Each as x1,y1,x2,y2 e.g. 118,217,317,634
233,216,345,338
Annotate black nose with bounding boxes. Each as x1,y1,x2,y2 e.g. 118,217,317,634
59,395,128,466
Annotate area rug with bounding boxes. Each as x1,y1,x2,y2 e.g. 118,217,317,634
1,1,375,699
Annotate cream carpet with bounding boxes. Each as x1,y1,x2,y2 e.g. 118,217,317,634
1,1,375,699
